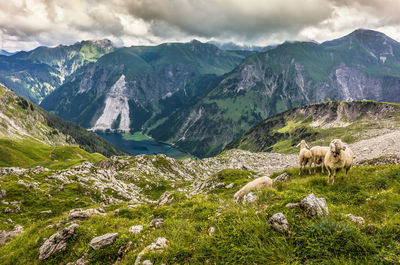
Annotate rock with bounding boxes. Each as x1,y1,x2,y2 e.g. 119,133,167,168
225,183,234,189
242,192,258,204
142,260,153,265
158,191,174,206
90,233,118,250
215,182,225,188
285,203,299,209
129,225,144,234
67,208,105,220
208,226,215,235
0,189,6,198
274,173,290,182
134,237,168,265
40,210,52,214
149,218,164,229
0,224,24,246
268,213,289,233
39,224,78,260
300,193,329,217
345,214,365,224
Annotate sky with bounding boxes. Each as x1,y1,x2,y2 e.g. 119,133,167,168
2,0,400,52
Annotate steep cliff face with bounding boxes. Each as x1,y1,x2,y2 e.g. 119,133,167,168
149,29,400,157
41,41,247,131
0,40,114,103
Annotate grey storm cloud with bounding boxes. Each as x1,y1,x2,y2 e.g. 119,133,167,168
1,0,400,51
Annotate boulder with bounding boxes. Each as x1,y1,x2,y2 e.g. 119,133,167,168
300,193,329,217
90,233,118,250
0,224,23,246
149,218,164,229
345,214,365,224
67,208,105,220
268,213,289,233
39,224,78,260
129,225,144,234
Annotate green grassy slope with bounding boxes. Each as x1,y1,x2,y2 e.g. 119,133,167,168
0,138,104,169
0,163,399,264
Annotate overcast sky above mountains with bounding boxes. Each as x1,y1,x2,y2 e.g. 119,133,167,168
1,0,400,52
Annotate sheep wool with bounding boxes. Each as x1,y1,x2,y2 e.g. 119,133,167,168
324,139,354,183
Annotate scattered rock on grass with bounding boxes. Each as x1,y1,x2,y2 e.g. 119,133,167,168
345,214,365,224
0,189,6,198
273,173,290,182
67,208,105,220
0,224,23,246
90,233,118,250
285,203,299,209
208,226,215,235
134,237,168,265
300,193,329,217
149,218,164,229
39,224,78,260
158,191,174,206
129,225,144,234
225,183,234,189
242,192,258,204
268,213,289,233
142,260,153,265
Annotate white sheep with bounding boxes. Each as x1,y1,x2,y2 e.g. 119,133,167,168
233,176,273,202
310,146,330,173
324,139,354,184
297,140,312,175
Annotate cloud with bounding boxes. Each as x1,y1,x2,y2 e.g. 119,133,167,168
1,0,400,52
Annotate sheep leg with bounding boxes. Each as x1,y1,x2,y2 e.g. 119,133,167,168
326,167,331,183
332,169,337,184
307,159,312,174
321,163,324,173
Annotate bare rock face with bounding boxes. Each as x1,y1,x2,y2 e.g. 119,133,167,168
90,233,118,250
300,193,329,217
129,225,144,234
67,208,105,220
134,237,168,265
268,213,289,233
345,214,365,224
149,218,164,229
39,224,78,260
0,224,24,246
273,173,290,182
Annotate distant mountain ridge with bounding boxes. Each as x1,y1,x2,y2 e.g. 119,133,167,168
147,29,400,157
41,40,247,133
0,40,114,103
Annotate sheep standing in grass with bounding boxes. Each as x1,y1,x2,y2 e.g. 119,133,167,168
324,139,354,184
297,140,312,175
310,146,330,173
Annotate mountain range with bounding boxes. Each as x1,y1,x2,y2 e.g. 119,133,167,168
0,40,114,103
2,29,400,158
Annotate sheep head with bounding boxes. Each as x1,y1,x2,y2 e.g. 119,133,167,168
329,139,346,157
296,140,310,149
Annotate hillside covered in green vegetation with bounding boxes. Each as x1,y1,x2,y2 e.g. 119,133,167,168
0,152,399,264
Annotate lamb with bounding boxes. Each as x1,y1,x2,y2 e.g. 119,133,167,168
233,176,273,202
310,146,330,173
324,139,354,184
297,140,312,175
